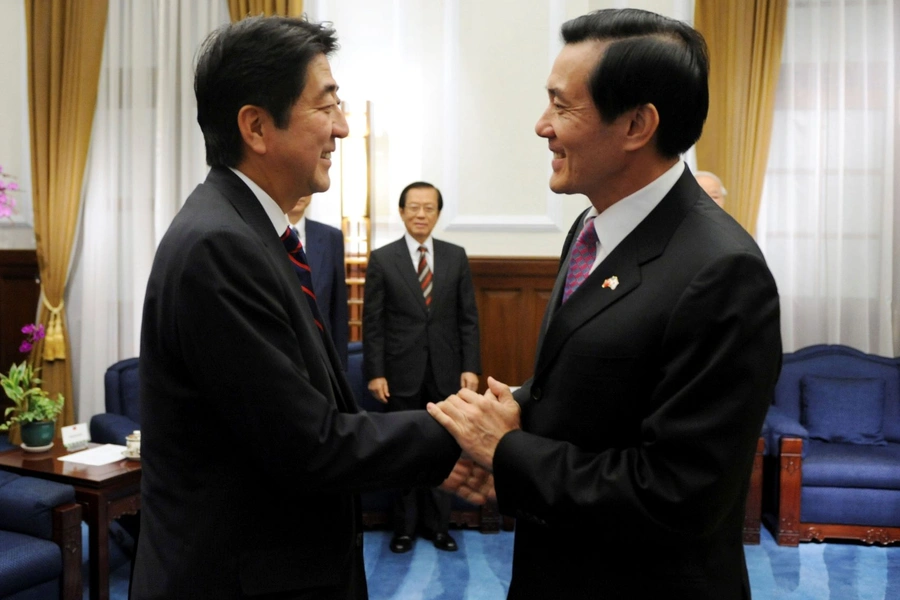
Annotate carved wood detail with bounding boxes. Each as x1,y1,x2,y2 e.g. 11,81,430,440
776,437,804,546
800,523,900,545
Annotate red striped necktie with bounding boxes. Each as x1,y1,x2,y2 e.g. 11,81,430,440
418,245,433,308
281,226,324,331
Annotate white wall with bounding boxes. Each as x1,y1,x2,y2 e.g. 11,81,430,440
310,0,694,255
0,0,693,256
0,0,35,249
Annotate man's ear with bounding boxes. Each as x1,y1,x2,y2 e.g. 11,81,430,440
237,105,268,156
623,103,660,152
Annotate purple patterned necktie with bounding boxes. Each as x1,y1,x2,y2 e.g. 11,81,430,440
562,217,598,303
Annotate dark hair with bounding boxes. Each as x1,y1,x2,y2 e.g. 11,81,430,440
561,9,709,158
194,16,339,168
398,182,443,211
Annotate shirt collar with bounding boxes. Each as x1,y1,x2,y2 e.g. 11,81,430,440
289,215,307,235
228,167,288,234
587,159,685,258
404,232,433,255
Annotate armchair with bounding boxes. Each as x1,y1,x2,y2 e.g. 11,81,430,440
0,470,82,600
346,342,502,533
89,358,140,445
763,344,900,546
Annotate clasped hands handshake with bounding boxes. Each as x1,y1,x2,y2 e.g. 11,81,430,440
428,377,522,505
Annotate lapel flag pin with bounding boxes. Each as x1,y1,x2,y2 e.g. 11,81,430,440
602,276,619,290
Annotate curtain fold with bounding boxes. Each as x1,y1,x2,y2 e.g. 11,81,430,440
228,0,303,21
68,0,230,424
755,0,897,355
693,0,787,236
25,0,108,436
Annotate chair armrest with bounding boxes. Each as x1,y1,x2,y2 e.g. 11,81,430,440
764,404,809,456
90,413,139,445
0,474,76,540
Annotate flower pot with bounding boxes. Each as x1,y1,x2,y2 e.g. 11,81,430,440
20,421,55,448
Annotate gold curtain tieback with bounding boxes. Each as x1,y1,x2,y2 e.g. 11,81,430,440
40,291,66,361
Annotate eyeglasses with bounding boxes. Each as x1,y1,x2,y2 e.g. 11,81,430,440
404,204,438,215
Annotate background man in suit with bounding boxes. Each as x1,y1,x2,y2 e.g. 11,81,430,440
133,17,487,600
363,182,481,554
287,195,349,369
428,9,781,599
695,170,728,208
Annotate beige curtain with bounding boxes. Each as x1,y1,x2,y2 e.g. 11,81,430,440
228,0,304,21
24,0,108,438
693,0,787,236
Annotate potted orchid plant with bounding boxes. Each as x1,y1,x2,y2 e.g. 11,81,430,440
1,324,65,449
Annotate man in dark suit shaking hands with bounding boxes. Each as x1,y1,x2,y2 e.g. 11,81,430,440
287,195,349,369
133,17,487,600
428,8,781,599
363,182,481,554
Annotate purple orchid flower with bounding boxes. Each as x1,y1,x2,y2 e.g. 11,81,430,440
19,323,46,354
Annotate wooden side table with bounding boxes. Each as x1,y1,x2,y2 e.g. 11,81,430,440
0,443,141,600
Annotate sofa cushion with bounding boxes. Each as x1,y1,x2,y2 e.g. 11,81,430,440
801,486,900,527
0,530,61,596
0,473,76,539
801,375,887,445
802,440,900,489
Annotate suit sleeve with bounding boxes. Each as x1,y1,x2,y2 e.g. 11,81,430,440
173,231,457,492
456,250,481,374
492,252,781,540
328,227,349,370
362,250,386,381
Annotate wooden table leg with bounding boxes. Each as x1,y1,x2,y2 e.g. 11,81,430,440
80,491,112,600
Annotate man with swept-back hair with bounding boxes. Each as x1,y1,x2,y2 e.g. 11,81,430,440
134,16,488,600
428,8,781,599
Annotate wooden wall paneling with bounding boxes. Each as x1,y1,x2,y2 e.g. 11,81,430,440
0,250,41,415
469,257,558,392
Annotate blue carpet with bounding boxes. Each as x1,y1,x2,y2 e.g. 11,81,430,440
93,527,900,599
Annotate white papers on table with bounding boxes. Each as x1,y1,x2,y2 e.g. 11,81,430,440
58,444,128,466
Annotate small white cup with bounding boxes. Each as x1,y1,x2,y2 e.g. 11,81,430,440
125,430,141,457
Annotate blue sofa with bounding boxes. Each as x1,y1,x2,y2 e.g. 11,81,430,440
89,358,140,445
763,344,900,545
346,341,503,533
0,470,82,600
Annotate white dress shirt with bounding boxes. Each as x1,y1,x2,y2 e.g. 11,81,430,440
579,159,685,274
289,215,308,249
404,232,434,273
228,167,287,235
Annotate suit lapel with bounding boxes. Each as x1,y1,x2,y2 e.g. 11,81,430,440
430,240,453,310
305,221,327,293
204,168,352,412
390,238,429,315
533,169,699,380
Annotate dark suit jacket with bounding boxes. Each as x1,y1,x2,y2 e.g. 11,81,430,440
133,167,458,600
496,167,782,599
363,237,480,404
305,219,349,370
